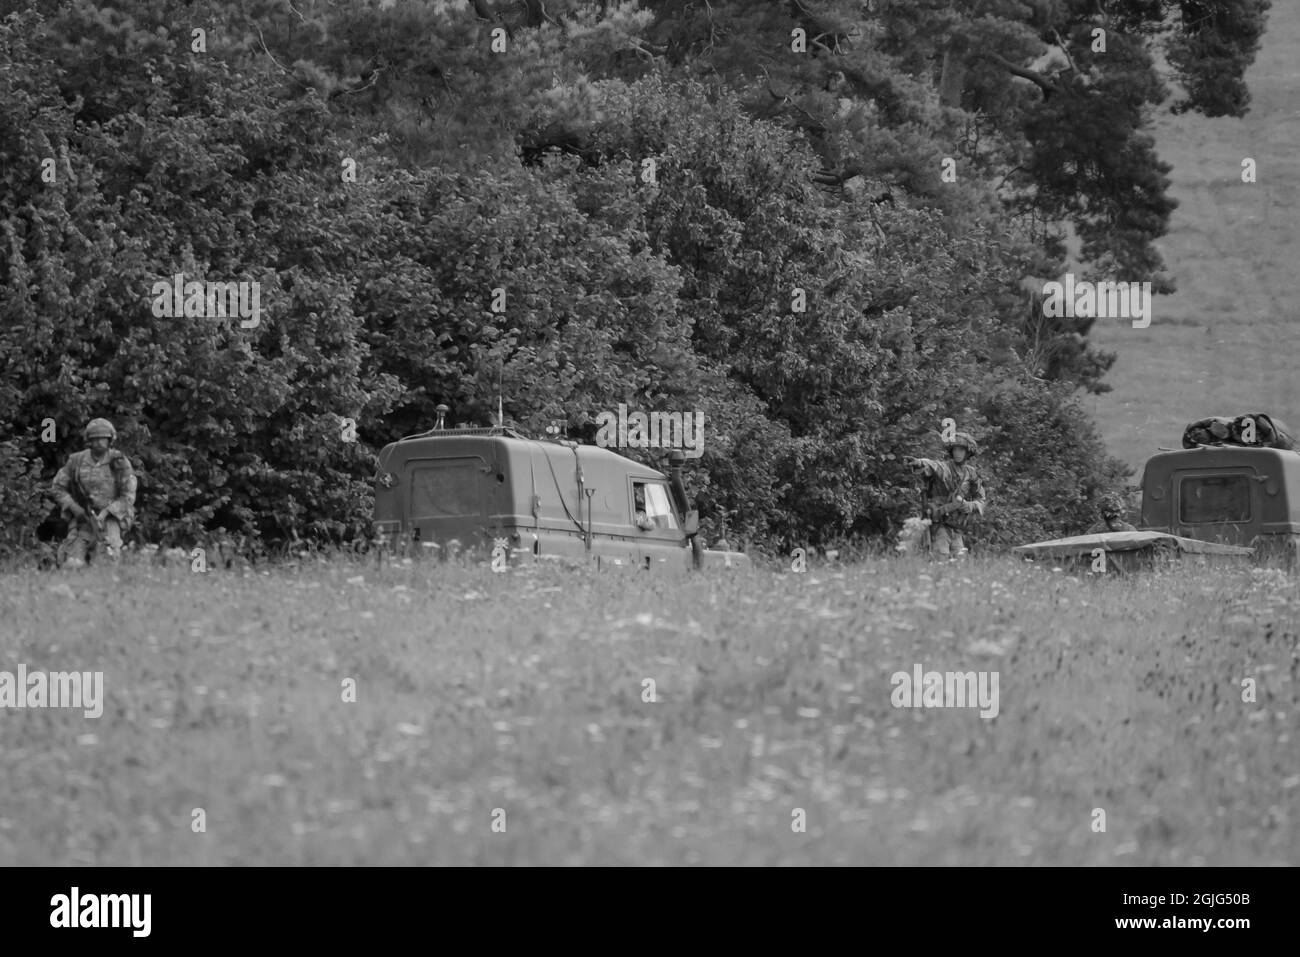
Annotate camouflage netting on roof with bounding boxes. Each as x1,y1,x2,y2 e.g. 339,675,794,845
1182,413,1296,451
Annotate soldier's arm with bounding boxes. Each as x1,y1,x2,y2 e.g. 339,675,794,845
909,457,942,476
106,454,137,519
51,463,79,512
966,472,987,515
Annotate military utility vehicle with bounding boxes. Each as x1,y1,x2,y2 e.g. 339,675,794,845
1015,412,1299,569
372,411,749,571
1136,444,1300,562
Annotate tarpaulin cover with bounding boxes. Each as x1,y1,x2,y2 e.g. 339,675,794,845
1182,413,1296,451
1013,530,1254,559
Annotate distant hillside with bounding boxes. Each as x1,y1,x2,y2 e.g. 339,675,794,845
1088,0,1300,475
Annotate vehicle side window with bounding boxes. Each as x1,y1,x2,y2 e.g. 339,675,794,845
1179,474,1251,524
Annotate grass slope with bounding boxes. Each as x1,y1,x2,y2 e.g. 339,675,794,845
1089,0,1300,474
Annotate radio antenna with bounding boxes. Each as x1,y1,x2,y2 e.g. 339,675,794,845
497,360,504,427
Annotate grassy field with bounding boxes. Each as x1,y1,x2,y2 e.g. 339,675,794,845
1,555,1297,866
1089,0,1300,474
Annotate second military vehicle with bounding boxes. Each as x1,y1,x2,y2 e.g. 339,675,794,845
1016,412,1300,569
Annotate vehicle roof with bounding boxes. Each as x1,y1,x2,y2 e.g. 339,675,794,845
1142,445,1300,479
377,432,668,481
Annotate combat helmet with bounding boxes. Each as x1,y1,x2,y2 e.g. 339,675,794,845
83,418,117,443
1099,493,1126,519
944,431,979,457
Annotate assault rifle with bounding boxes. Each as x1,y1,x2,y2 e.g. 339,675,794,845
68,471,106,555
928,498,970,522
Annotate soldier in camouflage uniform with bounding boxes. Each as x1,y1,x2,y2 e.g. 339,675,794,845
907,432,986,560
51,418,137,567
1085,493,1136,534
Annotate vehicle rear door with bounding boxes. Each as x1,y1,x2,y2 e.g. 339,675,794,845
1174,468,1257,545
404,455,491,549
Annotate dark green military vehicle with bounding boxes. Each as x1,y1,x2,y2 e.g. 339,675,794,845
1137,444,1300,563
1015,412,1300,569
371,416,749,571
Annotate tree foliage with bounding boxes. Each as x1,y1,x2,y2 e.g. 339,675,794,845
0,0,1269,556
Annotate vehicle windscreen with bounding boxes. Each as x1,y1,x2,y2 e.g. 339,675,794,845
1179,474,1251,524
642,482,679,530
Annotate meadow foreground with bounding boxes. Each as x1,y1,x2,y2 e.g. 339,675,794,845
1,557,1296,866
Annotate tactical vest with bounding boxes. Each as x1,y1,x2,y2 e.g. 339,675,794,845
923,461,982,529
67,449,136,528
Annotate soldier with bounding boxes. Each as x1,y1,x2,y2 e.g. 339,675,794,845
1086,493,1136,534
51,418,137,567
632,484,655,531
906,432,986,560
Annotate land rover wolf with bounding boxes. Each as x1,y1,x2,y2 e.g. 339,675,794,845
372,417,749,571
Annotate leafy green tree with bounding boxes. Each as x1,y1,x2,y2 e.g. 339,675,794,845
0,0,1156,555
620,0,1270,392
0,4,398,545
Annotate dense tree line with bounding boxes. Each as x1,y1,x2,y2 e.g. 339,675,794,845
0,0,1270,555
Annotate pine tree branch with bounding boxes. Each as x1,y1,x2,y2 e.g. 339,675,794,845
1051,29,1079,74
471,0,515,39
701,0,718,55
521,0,560,29
760,65,791,101
976,50,1059,97
627,37,663,61
256,27,290,75
333,68,382,98
812,163,867,186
